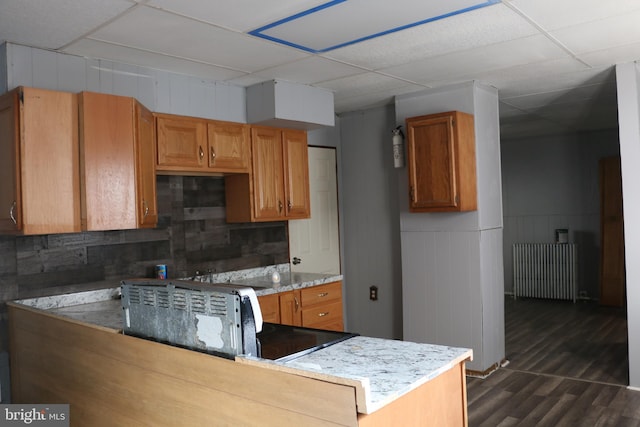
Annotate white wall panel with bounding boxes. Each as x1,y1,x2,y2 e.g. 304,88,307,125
57,52,86,93
7,44,33,88
0,43,7,93
615,61,640,388
4,43,246,123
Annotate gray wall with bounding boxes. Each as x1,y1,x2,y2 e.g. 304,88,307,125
616,61,640,389
395,82,505,372
501,130,620,298
338,106,403,339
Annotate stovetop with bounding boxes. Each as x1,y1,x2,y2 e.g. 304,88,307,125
257,323,358,362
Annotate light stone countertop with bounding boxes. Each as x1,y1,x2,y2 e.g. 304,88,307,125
237,336,472,415
11,265,471,416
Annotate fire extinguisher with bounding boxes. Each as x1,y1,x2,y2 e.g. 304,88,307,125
392,125,404,168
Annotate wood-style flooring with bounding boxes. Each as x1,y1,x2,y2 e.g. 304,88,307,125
467,298,639,426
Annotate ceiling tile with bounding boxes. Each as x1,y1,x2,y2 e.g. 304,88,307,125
323,4,536,70
63,39,246,81
252,57,365,85
0,0,134,49
317,72,422,100
381,34,568,85
578,41,640,67
550,10,640,54
488,64,614,98
89,5,308,72
146,0,327,32
334,82,426,113
508,0,640,31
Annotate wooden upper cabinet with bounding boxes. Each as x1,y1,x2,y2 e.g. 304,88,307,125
155,113,207,171
135,101,158,228
79,92,157,231
0,87,81,235
252,126,285,220
207,121,250,173
155,114,250,174
405,111,477,212
283,129,311,219
225,126,310,222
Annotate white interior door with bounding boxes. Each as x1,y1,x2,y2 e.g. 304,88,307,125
289,147,340,274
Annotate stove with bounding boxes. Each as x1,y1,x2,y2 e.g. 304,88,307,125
120,279,357,362
257,323,358,362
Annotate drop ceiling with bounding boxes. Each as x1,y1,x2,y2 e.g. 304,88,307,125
1,0,639,139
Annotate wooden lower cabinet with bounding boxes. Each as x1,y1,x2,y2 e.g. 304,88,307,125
257,293,280,323
257,282,344,331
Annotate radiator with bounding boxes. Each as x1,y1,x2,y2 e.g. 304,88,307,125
513,243,577,302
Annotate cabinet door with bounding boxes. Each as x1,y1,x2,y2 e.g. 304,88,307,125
80,92,137,230
207,121,250,172
251,126,285,220
135,101,157,228
9,88,81,235
406,111,476,212
258,293,280,324
156,114,207,170
407,114,457,209
0,89,20,232
279,290,302,327
282,130,310,219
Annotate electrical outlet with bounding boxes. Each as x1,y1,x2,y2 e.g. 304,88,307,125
369,286,378,301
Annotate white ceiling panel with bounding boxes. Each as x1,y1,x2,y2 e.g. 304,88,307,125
382,34,569,85
317,72,424,100
0,0,135,49
578,41,640,67
63,39,246,81
146,0,327,32
472,57,589,93
492,65,615,98
252,57,366,85
508,0,640,31
323,4,536,70
550,9,640,54
1,0,636,139
334,83,426,113
251,0,498,52
88,6,308,72
502,83,617,110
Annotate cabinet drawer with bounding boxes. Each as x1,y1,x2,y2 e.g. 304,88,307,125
301,300,343,331
300,281,342,307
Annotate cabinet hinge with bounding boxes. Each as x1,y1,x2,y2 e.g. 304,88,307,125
18,89,24,104
451,120,455,126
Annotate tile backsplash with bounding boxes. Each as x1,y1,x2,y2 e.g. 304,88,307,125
0,175,289,302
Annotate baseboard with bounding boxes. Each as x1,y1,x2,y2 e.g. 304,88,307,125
466,358,509,379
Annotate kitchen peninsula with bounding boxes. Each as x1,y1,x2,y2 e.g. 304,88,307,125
8,267,472,426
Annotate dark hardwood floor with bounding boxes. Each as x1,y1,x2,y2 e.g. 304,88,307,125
467,298,639,426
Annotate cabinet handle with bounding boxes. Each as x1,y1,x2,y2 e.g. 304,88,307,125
287,199,292,210
278,200,283,213
318,312,329,317
317,292,329,298
409,186,415,202
143,200,149,218
199,146,204,160
210,146,216,163
9,201,17,225
294,297,299,312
